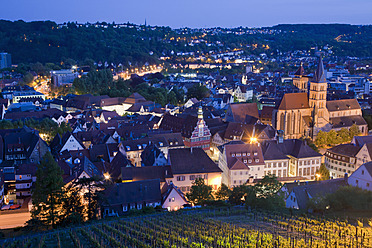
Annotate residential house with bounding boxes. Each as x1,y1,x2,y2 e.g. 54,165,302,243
102,179,162,217
162,182,188,211
50,132,85,155
184,98,200,109
121,165,173,188
286,177,348,210
218,141,265,187
233,85,253,102
168,148,222,193
348,162,372,191
15,163,37,205
140,143,167,167
225,103,259,123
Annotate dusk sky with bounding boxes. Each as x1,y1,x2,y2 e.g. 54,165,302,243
2,0,372,28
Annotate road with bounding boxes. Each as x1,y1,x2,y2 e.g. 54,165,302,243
0,212,30,229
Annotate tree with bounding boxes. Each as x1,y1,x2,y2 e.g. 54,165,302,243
59,184,85,226
349,124,360,139
315,164,330,181
186,178,214,205
247,174,284,210
215,183,231,201
75,176,106,221
31,152,64,228
315,130,327,147
186,84,210,100
229,184,249,205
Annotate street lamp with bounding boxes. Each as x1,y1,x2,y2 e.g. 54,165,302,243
104,173,110,181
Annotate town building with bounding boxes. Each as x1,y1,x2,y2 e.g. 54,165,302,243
274,57,367,139
348,162,372,191
261,137,322,179
50,69,79,86
218,141,265,187
102,179,162,217
168,148,222,193
324,144,361,178
0,52,11,69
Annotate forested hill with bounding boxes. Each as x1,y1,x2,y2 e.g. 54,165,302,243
0,20,371,65
270,24,372,56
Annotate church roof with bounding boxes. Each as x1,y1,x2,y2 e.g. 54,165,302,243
326,99,361,112
278,93,309,110
313,57,326,83
330,115,367,129
294,63,305,76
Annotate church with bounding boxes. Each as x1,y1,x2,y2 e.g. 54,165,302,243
273,57,368,139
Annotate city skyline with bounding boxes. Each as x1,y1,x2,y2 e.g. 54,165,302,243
1,0,372,28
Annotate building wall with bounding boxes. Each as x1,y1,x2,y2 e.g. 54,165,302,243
168,172,222,193
355,145,372,169
325,152,356,178
60,135,84,153
286,191,299,209
162,188,187,211
348,165,372,191
264,159,289,177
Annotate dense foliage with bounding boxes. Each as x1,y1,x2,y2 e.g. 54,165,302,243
0,118,71,142
315,125,360,147
308,185,372,212
1,21,372,66
30,152,65,228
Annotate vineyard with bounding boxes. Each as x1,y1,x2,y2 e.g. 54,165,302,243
2,208,372,248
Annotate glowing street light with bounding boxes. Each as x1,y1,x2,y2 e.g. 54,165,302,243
104,173,110,181
250,137,257,144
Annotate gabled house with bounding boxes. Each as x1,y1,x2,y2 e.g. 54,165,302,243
286,177,348,210
140,143,167,167
225,103,259,123
218,141,265,187
50,132,85,155
1,127,49,165
102,179,162,217
168,148,222,193
162,182,188,211
348,162,372,191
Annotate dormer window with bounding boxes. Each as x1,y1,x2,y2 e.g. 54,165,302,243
254,152,258,156
232,153,235,157
248,159,252,163
244,160,247,163
255,159,259,163
242,153,246,156
126,146,131,151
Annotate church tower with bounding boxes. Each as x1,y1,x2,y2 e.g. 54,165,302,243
309,56,329,128
293,63,309,92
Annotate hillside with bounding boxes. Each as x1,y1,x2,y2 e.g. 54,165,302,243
0,21,371,65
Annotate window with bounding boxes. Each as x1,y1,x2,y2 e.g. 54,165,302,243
362,170,364,175
177,176,185,181
232,153,235,157
189,175,195,180
356,179,359,185
255,159,259,163
244,160,247,163
367,183,370,187
248,159,252,163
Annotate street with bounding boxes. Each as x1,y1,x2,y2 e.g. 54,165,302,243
0,212,30,229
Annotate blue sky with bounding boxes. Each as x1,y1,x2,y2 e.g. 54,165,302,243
1,0,372,28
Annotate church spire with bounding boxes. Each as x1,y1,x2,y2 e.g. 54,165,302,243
294,62,305,76
313,56,326,83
